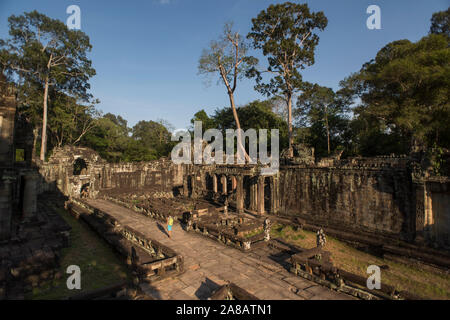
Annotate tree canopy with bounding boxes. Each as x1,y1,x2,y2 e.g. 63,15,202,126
247,2,328,157
199,23,258,161
81,115,174,162
0,10,95,160
430,7,449,37
295,84,349,157
190,100,289,153
1,6,448,172
345,34,450,153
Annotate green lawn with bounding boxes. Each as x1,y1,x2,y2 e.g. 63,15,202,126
26,206,131,300
272,224,450,300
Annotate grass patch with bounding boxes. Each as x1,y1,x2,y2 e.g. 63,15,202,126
272,225,306,241
244,228,264,239
26,206,131,300
271,224,450,300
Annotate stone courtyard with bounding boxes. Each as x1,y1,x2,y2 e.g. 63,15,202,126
82,199,350,300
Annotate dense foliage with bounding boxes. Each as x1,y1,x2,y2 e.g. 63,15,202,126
0,11,174,163
0,6,448,170
340,33,450,157
247,2,328,156
191,100,289,153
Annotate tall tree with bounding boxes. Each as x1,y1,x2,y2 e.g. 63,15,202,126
131,120,173,158
190,109,216,133
82,115,130,162
13,78,44,159
342,34,450,154
296,84,335,155
205,100,289,152
430,7,449,37
247,2,327,157
104,113,130,136
295,84,350,157
47,92,99,147
0,11,95,161
268,95,288,122
198,23,257,161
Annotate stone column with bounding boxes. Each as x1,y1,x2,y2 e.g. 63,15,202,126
250,177,258,212
22,172,39,221
140,169,145,188
183,175,189,197
236,175,244,214
64,171,70,196
105,166,112,189
271,176,280,214
0,172,15,241
221,175,227,195
257,176,265,214
213,174,217,193
202,172,207,192
190,175,196,199
414,182,426,243
269,176,275,214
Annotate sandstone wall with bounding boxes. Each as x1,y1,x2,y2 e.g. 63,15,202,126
36,146,449,248
0,169,14,241
37,146,185,198
420,179,450,246
278,161,415,241
100,161,185,191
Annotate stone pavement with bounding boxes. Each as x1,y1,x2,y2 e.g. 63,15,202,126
85,199,353,300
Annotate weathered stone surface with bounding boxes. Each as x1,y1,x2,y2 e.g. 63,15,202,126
278,165,413,239
78,198,351,300
38,146,185,199
34,143,450,250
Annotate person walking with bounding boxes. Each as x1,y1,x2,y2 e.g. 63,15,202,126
167,215,174,238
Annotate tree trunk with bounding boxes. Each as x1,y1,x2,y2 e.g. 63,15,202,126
40,76,49,161
228,92,250,162
287,93,293,157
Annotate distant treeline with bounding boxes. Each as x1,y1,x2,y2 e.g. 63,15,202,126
0,6,448,174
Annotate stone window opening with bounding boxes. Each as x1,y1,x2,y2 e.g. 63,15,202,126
73,158,88,176
187,175,193,197
264,177,271,214
205,173,214,191
227,177,233,194
80,182,90,198
243,176,251,210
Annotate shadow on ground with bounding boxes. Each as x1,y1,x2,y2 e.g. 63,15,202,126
195,277,221,300
156,222,169,238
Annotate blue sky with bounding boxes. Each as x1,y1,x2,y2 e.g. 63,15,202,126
0,0,448,130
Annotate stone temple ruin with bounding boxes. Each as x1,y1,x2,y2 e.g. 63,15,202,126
1,73,449,299
0,75,71,299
